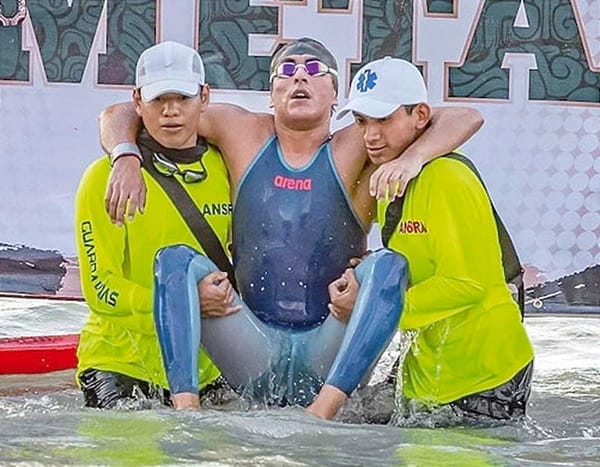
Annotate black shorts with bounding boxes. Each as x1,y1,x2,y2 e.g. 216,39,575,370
79,369,230,409
450,360,534,420
78,368,171,409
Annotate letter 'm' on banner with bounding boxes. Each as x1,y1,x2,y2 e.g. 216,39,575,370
29,0,103,83
0,0,157,85
449,0,600,103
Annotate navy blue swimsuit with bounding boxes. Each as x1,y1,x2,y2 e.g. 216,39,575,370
233,136,365,329
153,135,408,401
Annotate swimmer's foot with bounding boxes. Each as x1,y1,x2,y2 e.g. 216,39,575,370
171,392,200,410
305,384,347,420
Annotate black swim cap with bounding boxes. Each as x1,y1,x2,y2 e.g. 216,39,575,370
270,37,338,93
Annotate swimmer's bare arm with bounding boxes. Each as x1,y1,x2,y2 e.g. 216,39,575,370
333,124,378,227
369,106,484,200
352,160,378,226
101,101,269,223
100,102,144,224
197,104,273,186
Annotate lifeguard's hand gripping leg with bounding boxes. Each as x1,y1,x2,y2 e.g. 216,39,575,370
324,248,408,395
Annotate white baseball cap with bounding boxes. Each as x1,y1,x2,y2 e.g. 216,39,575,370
337,56,427,120
136,41,205,102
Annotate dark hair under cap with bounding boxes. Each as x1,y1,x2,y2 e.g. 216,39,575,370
270,37,339,93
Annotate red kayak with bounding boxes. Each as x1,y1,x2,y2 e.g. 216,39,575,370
0,334,79,374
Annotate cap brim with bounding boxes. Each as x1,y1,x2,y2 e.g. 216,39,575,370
336,98,402,120
141,81,200,102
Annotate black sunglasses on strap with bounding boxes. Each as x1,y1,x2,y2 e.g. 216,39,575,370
151,152,207,183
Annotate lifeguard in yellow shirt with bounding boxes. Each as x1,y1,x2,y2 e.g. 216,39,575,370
337,57,534,420
74,42,233,408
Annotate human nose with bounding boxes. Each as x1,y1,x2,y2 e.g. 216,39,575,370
293,64,309,81
162,99,180,116
363,121,380,143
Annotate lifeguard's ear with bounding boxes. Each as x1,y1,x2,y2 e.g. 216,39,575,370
200,84,210,106
132,88,143,117
414,103,432,130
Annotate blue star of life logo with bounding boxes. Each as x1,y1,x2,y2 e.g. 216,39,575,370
356,69,377,93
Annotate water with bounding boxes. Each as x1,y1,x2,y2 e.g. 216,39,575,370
0,298,598,466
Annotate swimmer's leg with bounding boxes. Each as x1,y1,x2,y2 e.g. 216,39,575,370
154,245,204,400
307,248,408,418
201,298,284,391
153,245,281,407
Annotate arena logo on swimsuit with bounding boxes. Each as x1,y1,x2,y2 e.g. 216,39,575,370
273,175,312,191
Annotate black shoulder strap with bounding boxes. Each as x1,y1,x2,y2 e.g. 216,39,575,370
381,196,404,248
382,152,524,318
140,147,237,291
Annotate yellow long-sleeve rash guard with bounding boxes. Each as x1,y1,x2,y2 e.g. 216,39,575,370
378,157,534,405
75,147,230,389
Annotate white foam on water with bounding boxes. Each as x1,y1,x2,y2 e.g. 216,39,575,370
0,297,88,337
